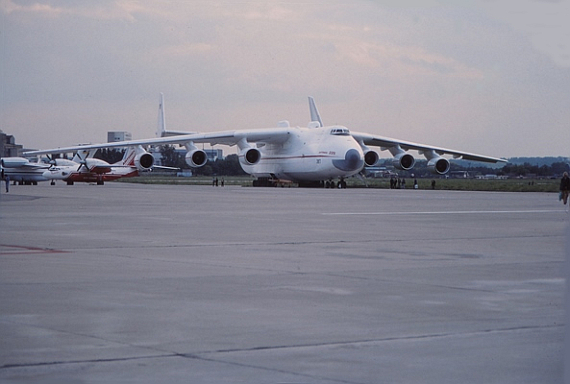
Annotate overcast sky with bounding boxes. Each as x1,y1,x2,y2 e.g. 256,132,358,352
1,0,569,158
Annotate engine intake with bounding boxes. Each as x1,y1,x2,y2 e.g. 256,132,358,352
135,152,154,171
185,149,207,168
392,153,415,171
363,150,379,167
240,148,261,166
427,157,450,175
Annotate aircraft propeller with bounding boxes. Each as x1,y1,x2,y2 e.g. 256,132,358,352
75,152,89,172
46,154,57,168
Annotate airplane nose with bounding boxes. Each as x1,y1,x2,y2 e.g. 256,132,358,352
332,149,364,172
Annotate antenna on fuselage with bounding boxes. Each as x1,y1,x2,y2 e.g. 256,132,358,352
308,96,323,128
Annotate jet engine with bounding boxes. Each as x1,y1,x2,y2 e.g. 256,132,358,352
240,148,261,166
392,153,415,171
135,151,155,171
427,157,450,175
185,149,208,168
363,150,379,167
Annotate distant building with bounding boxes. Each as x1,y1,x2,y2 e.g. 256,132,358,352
107,131,132,143
476,174,507,180
0,130,23,157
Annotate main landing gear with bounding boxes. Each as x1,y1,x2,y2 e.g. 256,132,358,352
296,179,348,189
252,177,285,187
324,179,347,189
252,177,348,189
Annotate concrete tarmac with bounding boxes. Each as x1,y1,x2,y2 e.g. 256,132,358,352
0,182,567,383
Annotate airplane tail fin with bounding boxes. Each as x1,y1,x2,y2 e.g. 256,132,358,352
116,146,155,171
118,147,137,166
156,93,196,137
308,96,323,128
156,93,167,137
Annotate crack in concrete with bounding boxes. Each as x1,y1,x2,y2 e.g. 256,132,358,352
1,323,561,384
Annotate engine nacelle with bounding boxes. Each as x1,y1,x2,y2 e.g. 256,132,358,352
363,150,379,167
1,157,29,168
240,148,261,166
427,157,450,175
185,149,207,168
392,153,415,171
135,152,155,171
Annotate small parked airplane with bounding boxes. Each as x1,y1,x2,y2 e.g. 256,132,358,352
0,157,50,185
25,96,507,188
42,146,156,185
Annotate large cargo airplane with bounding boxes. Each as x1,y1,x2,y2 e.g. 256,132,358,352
25,96,507,188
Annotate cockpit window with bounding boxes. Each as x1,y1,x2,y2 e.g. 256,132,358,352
330,127,350,136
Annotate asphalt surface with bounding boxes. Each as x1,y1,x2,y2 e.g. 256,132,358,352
0,181,567,383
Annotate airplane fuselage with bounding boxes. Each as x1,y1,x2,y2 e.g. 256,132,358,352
240,125,365,182
2,168,48,183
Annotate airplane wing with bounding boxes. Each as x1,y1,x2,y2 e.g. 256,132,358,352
351,131,507,164
23,128,292,156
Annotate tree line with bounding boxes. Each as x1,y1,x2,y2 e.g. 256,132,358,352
94,146,246,176
385,159,569,178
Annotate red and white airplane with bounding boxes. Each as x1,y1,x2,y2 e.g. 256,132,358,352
42,146,155,185
26,96,507,188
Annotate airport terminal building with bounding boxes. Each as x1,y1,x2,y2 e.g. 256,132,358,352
0,131,23,157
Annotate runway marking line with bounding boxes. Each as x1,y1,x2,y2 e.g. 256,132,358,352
0,244,68,255
323,209,563,216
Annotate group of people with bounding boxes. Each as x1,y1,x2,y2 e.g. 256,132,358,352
389,176,436,190
390,176,418,189
212,177,224,187
389,176,408,189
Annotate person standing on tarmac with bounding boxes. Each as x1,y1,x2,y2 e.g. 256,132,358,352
560,172,570,206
